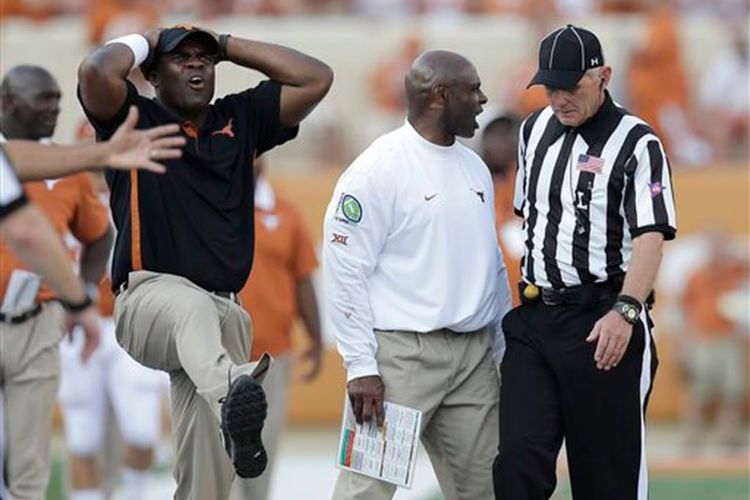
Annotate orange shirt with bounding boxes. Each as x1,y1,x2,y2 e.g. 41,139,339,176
508,61,549,118
86,0,159,43
238,190,318,359
681,262,748,336
494,175,521,306
0,174,109,304
626,5,689,143
98,276,115,317
0,0,60,21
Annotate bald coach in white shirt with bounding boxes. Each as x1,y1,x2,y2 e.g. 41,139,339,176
322,51,513,500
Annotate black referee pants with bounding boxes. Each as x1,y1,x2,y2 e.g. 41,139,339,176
493,299,658,500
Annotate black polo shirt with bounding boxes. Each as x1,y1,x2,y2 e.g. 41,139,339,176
79,80,298,292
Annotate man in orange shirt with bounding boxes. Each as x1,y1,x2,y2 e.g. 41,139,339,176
231,159,322,500
680,233,748,449
0,66,113,500
481,114,523,307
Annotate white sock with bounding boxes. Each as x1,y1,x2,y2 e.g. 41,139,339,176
121,467,150,500
70,489,104,500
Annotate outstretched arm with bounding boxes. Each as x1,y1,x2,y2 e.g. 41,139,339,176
4,107,184,180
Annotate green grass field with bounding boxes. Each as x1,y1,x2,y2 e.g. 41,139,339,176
49,459,748,500
552,475,750,500
423,475,750,500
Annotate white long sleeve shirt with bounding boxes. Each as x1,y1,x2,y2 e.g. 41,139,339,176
322,121,513,382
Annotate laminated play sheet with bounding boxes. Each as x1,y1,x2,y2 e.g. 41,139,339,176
336,398,422,488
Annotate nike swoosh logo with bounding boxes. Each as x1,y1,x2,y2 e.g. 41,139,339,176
424,194,438,201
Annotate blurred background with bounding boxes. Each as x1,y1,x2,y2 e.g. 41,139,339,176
0,0,748,499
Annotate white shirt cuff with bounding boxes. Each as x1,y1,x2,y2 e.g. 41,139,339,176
346,358,380,382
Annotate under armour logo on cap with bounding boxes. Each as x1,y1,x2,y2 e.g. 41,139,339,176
528,25,604,90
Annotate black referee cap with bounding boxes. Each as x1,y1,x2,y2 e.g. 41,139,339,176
528,25,604,90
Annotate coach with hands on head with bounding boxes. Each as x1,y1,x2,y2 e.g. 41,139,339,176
324,50,512,500
78,24,332,500
493,25,676,500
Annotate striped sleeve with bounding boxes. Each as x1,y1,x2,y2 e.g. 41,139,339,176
624,137,677,240
0,146,28,221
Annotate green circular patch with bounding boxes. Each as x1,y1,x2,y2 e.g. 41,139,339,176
342,194,362,223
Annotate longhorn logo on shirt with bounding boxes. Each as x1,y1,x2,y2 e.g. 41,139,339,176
471,189,485,203
44,179,62,190
212,118,235,138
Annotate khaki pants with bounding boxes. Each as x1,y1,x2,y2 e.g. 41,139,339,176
229,353,292,500
0,302,65,500
686,336,746,404
333,328,500,500
114,271,270,500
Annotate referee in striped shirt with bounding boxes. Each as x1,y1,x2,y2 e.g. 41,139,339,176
493,26,676,500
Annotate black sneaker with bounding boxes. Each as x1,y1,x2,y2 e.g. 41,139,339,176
220,374,268,478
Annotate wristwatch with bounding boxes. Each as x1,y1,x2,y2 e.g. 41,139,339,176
612,295,642,325
218,34,231,61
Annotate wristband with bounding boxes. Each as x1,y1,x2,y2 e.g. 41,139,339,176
616,294,642,311
218,34,231,61
105,33,150,71
61,292,94,313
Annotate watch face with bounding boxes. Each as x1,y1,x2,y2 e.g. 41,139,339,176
625,307,638,321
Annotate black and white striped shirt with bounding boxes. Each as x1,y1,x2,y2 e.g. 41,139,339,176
0,145,27,221
513,93,677,289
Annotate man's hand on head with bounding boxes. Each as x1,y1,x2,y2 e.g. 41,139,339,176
140,28,162,76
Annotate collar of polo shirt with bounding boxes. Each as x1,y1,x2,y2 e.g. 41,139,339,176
571,90,619,145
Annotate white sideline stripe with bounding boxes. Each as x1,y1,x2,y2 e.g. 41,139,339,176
637,309,653,500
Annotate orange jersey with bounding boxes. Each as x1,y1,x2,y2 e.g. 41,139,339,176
86,0,160,44
239,193,318,359
681,262,748,336
626,5,689,142
98,276,116,317
0,174,109,303
494,176,522,306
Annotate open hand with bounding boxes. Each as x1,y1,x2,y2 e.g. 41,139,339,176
105,106,185,173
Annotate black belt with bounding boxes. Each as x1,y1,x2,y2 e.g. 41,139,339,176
519,278,654,307
0,303,43,324
115,280,240,304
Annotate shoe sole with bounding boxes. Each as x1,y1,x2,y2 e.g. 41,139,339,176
221,375,268,478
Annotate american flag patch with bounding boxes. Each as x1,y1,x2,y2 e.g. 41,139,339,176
649,182,663,197
576,154,605,173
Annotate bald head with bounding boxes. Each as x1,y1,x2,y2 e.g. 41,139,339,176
404,50,475,108
0,65,61,140
0,65,58,99
403,50,486,141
